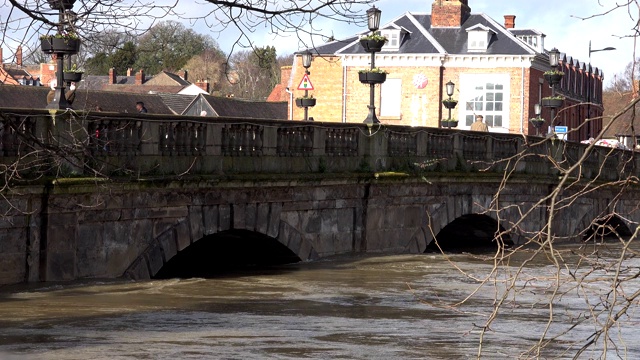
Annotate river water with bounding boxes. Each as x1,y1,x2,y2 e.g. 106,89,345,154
0,242,639,359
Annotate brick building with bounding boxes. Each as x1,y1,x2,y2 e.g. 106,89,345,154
277,0,604,140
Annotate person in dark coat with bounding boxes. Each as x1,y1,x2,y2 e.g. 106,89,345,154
136,101,148,113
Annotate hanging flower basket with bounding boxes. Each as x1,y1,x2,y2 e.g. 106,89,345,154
295,98,316,107
359,71,387,84
543,73,563,86
40,36,80,54
541,97,564,108
441,120,459,128
442,99,458,109
63,71,83,82
360,39,386,52
47,0,76,10
529,118,545,129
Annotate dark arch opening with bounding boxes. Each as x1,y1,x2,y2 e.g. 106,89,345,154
154,229,301,279
583,215,632,241
425,214,513,253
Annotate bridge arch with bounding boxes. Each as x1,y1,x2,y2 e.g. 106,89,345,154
583,214,633,241
124,203,319,279
425,214,513,253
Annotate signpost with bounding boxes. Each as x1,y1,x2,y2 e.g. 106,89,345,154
297,74,314,91
554,125,568,140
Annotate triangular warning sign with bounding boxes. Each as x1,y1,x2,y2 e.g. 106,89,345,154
297,74,314,90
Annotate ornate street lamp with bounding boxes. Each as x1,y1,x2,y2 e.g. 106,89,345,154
301,50,312,121
363,6,383,125
546,48,561,129
548,47,560,67
529,103,544,136
367,6,382,32
586,41,615,138
441,80,458,129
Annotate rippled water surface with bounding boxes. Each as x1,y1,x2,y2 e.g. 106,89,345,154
1,243,639,359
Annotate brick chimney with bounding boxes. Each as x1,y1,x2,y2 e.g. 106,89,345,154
431,0,471,27
40,61,57,87
135,69,145,85
109,68,116,84
178,69,188,81
126,68,133,76
195,79,210,93
504,15,516,29
16,46,22,67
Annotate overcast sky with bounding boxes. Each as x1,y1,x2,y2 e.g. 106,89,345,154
208,0,636,86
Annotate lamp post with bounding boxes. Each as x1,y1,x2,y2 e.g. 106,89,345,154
586,41,615,138
363,6,382,125
444,80,456,129
301,50,312,121
63,10,78,87
547,48,560,129
531,103,543,136
46,0,77,110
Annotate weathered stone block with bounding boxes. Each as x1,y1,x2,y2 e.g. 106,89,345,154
202,205,219,235
219,205,231,231
189,206,204,241
158,229,177,261
175,221,190,251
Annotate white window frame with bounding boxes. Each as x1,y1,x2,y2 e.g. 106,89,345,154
381,30,401,51
468,31,488,51
458,74,510,133
380,78,402,118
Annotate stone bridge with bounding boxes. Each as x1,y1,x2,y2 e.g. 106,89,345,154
0,109,638,284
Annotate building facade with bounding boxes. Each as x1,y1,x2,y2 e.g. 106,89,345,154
282,0,605,141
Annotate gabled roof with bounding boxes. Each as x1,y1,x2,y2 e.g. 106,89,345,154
0,84,173,114
144,71,190,86
602,91,639,137
184,94,287,119
0,68,20,85
312,12,537,57
158,93,196,114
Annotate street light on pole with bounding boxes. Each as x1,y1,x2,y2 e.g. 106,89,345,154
363,6,382,125
301,50,312,121
548,47,560,128
586,40,615,139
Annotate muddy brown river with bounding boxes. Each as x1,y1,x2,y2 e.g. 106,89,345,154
0,242,638,359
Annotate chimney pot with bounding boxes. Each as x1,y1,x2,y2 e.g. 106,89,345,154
16,46,22,67
109,68,116,85
504,15,516,29
431,0,471,27
135,69,145,85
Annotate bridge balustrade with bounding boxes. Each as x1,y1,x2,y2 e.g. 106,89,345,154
461,134,488,160
426,131,454,159
0,115,36,156
325,128,358,157
221,124,263,156
0,109,634,180
387,130,417,156
277,126,314,157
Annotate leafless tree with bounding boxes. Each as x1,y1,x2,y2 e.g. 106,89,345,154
1,0,375,62
4,1,640,358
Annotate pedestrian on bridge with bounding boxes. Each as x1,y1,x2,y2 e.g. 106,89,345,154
470,114,489,132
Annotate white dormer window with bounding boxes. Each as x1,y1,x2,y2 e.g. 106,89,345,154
516,34,545,53
466,24,495,52
380,30,401,50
